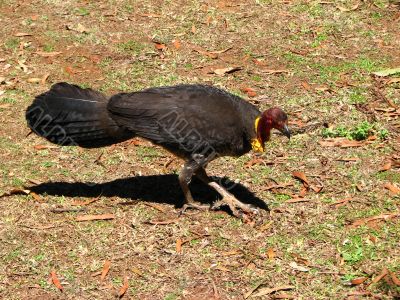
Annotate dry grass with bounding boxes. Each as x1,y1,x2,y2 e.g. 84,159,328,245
0,0,400,299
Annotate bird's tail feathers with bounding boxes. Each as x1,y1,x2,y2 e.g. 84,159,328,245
26,82,134,148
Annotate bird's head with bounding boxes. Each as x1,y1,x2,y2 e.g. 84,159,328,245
262,107,291,139
253,107,290,152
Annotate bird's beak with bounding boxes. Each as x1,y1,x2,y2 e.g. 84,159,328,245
282,124,291,139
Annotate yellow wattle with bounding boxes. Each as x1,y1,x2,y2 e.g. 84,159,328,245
251,117,264,152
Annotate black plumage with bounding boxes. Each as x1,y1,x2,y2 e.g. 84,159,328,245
108,85,260,158
26,83,290,217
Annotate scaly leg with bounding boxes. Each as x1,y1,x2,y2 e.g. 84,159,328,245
178,160,210,213
195,167,258,217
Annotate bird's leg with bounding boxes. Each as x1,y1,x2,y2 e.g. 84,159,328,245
178,161,210,213
195,168,258,217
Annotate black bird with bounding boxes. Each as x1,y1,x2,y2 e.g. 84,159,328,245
26,83,290,217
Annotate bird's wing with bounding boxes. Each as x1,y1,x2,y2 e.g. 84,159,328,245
107,85,246,153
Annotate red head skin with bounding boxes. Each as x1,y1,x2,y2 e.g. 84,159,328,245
257,107,290,145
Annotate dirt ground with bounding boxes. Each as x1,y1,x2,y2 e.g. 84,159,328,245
1,0,400,299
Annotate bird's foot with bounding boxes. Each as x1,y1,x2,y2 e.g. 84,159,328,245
179,202,210,216
212,195,259,218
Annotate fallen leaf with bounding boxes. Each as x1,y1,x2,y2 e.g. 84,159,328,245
340,140,366,148
289,261,309,272
14,32,32,37
368,234,377,244
65,66,76,75
0,103,11,109
291,253,310,265
51,271,63,291
154,42,166,50
72,196,100,206
267,248,276,260
336,157,360,162
330,198,352,207
314,84,334,93
129,139,148,146
262,69,290,75
301,81,312,91
41,73,50,85
387,77,400,85
351,277,368,285
221,249,242,256
240,87,257,97
253,59,266,66
30,191,42,202
245,158,264,168
319,138,366,148
349,212,400,228
66,23,89,33
206,15,212,26
244,280,267,299
0,188,31,198
384,183,400,195
28,178,42,185
132,267,144,278
286,197,311,203
76,214,115,222
88,55,101,63
172,39,181,49
51,207,86,214
273,292,295,299
372,86,397,108
213,66,242,75
210,47,233,54
252,285,295,298
191,25,196,33
100,260,111,281
368,268,388,286
34,145,58,150
143,202,166,213
257,221,273,232
292,171,310,186
389,270,400,286
35,51,62,57
118,276,129,298
27,78,41,83
347,291,372,297
379,161,392,172
192,46,218,59
372,67,400,77
176,238,183,253
299,186,307,197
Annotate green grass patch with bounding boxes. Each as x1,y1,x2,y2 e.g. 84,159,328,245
116,40,147,55
376,171,400,183
322,121,388,141
4,38,19,50
75,7,90,16
339,234,378,265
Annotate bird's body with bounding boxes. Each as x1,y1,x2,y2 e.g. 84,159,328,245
26,83,289,217
108,84,261,158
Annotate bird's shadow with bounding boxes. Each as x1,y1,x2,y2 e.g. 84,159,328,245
29,174,269,212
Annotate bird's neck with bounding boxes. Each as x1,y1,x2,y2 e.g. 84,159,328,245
251,115,271,152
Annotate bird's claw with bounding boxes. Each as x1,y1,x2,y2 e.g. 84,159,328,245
179,202,210,216
211,196,259,218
